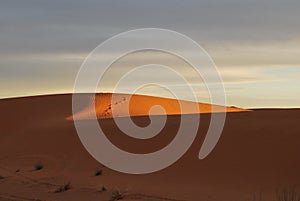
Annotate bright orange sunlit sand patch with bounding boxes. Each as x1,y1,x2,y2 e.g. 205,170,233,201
67,93,249,120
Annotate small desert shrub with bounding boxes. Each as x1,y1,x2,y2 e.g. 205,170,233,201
34,162,43,171
95,168,103,176
55,183,71,193
110,190,125,201
276,186,300,201
98,186,107,192
0,175,4,180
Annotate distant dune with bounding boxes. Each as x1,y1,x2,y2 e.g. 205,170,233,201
0,94,299,201
68,93,247,120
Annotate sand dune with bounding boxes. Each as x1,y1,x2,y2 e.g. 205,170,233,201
0,94,299,201
68,93,247,120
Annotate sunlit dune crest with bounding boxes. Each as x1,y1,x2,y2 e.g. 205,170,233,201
67,93,248,120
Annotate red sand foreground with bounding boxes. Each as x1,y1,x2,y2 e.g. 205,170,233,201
0,94,299,201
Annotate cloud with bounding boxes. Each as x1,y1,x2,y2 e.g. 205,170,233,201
0,0,299,107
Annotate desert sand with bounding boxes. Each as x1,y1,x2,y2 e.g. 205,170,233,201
0,94,299,201
68,93,246,120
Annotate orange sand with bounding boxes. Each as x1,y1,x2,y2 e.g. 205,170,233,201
68,93,247,120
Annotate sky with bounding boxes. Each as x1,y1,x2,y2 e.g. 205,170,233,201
0,0,300,108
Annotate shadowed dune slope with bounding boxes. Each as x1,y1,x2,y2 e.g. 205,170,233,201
0,94,299,201
68,93,247,120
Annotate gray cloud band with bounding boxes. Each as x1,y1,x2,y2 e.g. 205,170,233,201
72,28,226,174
